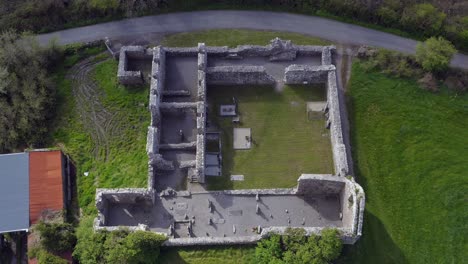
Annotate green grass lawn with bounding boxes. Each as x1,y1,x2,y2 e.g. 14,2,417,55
206,85,333,190
158,246,256,264
161,29,330,47
338,63,468,263
52,55,149,214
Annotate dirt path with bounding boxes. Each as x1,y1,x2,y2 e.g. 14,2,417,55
66,55,117,163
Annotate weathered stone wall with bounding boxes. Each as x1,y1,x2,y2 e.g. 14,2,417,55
296,174,344,195
321,46,333,65
283,64,335,84
326,71,349,176
193,43,207,184
206,66,275,85
94,188,153,229
165,47,198,56
339,179,365,244
117,46,152,85
149,46,165,126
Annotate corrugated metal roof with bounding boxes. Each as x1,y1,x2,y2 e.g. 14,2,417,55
29,151,64,224
0,153,30,233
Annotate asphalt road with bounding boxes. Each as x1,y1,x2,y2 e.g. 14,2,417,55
37,10,467,69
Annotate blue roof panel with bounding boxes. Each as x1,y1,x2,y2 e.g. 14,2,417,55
0,153,29,233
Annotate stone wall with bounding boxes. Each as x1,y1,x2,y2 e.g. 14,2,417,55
193,43,208,184
296,174,344,195
117,46,152,85
94,188,153,228
206,66,275,85
283,64,335,84
326,71,349,176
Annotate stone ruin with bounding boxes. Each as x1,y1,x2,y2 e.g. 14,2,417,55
95,38,365,246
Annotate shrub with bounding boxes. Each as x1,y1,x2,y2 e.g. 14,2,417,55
400,4,446,36
254,228,343,264
418,73,439,93
416,37,457,73
73,217,166,264
360,49,421,78
36,250,68,264
35,222,76,254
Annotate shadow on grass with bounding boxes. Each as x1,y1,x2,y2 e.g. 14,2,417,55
338,210,407,264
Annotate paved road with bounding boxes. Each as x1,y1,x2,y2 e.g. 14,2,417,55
37,11,467,69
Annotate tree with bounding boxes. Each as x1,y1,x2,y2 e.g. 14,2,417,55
35,222,76,254
73,217,166,264
400,4,446,35
0,31,62,153
416,37,457,73
255,234,283,264
254,228,343,264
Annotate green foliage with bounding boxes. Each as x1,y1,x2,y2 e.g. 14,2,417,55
74,218,166,264
35,222,76,254
361,49,422,79
255,235,283,264
340,62,468,263
73,217,107,264
36,250,68,264
255,229,342,264
0,31,62,152
158,245,256,264
416,37,457,73
400,4,446,35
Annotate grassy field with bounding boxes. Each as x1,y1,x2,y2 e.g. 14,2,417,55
206,85,333,190
52,53,149,214
161,29,330,47
338,63,468,263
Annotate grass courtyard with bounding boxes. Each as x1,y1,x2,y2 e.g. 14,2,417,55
206,85,333,190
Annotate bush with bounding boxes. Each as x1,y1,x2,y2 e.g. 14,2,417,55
36,250,68,264
416,37,457,73
74,217,166,264
35,222,76,254
254,228,342,264
360,49,422,78
400,4,446,36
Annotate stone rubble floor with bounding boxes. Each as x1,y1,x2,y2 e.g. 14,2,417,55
106,192,342,238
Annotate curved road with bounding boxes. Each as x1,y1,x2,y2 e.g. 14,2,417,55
38,10,467,69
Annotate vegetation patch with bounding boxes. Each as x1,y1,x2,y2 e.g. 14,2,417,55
52,56,149,214
339,62,468,263
161,29,331,47
207,85,333,190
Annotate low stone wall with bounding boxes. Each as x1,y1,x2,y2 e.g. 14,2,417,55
326,71,349,176
94,188,153,228
283,64,335,84
117,46,152,85
206,66,275,85
159,102,198,111
159,141,197,150
165,47,198,56
321,46,333,65
296,174,344,195
149,46,165,126
146,126,159,155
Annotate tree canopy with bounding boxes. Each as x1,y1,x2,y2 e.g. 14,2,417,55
416,37,457,73
255,228,343,264
0,31,62,153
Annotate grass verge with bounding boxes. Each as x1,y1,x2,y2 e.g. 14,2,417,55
339,62,468,263
161,29,331,47
158,245,256,264
207,85,333,190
